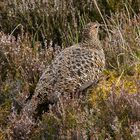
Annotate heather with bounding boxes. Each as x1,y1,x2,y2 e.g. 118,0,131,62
0,0,140,139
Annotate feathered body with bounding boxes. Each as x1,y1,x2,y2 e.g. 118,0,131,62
9,22,105,139
23,22,105,116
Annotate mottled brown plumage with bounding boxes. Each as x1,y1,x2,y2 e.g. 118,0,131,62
9,22,105,139
23,22,105,116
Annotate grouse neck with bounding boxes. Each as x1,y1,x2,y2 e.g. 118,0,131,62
82,38,102,51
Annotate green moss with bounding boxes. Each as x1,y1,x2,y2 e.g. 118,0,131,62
90,64,140,103
0,100,11,126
